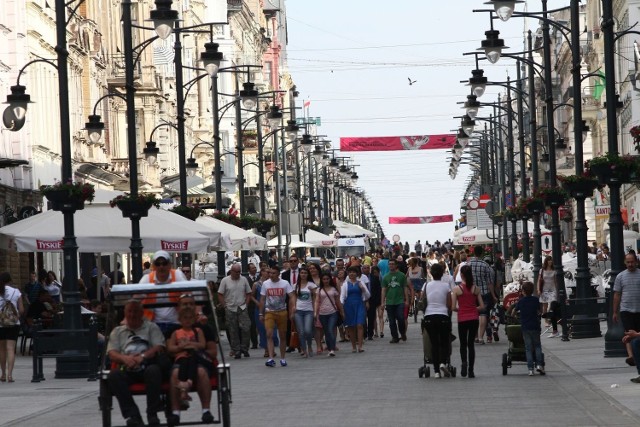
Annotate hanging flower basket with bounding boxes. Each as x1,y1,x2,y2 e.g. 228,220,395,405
534,185,569,208
169,204,204,221
40,181,95,212
109,193,160,219
558,174,600,199
586,153,640,185
517,196,545,215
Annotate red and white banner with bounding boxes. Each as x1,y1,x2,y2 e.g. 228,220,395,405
340,134,456,151
389,215,454,224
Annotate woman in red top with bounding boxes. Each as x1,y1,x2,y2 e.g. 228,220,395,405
451,265,485,378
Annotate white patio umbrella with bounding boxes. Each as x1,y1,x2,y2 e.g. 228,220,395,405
267,229,335,248
195,216,268,251
0,194,224,253
332,220,376,238
454,221,549,245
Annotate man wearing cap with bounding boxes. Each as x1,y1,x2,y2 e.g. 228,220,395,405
107,299,166,427
139,251,187,335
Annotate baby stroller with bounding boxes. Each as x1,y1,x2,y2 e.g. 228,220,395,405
418,317,456,378
501,290,543,375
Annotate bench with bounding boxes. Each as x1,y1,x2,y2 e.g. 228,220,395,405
31,319,98,382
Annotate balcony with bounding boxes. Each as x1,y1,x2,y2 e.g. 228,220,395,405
228,0,243,11
106,54,142,88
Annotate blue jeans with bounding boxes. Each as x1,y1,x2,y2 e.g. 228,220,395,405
386,303,405,340
522,329,544,370
631,337,640,375
319,312,338,351
294,310,314,352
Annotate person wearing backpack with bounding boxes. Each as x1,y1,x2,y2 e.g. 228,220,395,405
0,272,25,382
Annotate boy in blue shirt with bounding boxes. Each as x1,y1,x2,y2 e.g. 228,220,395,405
513,281,545,376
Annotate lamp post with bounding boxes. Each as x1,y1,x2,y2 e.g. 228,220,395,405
602,0,627,356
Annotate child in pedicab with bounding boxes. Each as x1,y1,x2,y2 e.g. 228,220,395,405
167,306,206,403
507,281,546,376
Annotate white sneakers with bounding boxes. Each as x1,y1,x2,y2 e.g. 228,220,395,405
434,373,441,378
536,365,545,375
528,370,534,376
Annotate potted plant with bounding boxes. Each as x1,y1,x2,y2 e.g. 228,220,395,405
535,185,569,207
517,196,545,215
40,180,95,212
585,152,640,185
213,211,242,227
559,205,573,223
504,205,523,221
630,125,640,152
169,204,203,221
557,174,601,198
255,218,277,235
109,193,160,219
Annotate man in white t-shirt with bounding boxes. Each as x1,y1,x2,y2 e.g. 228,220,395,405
138,251,187,335
218,264,252,359
259,267,295,367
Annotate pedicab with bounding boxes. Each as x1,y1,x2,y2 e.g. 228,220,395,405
97,281,231,426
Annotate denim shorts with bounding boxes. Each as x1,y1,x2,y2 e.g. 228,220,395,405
479,293,494,316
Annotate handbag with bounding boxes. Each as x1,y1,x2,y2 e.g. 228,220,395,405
289,330,299,349
323,288,343,326
0,290,19,327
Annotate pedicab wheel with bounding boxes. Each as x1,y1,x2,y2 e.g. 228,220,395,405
451,366,457,378
219,372,231,427
98,380,112,427
502,353,508,376
418,366,425,378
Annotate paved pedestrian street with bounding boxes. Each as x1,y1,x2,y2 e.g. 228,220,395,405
2,321,640,427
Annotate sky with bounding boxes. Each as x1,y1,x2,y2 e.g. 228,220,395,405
285,1,556,244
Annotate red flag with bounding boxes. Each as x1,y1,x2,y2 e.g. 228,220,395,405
341,134,456,151
303,99,311,108
389,215,454,224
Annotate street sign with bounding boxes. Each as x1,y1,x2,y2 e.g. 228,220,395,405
467,199,479,210
392,234,401,242
541,232,552,254
479,193,491,208
595,205,610,220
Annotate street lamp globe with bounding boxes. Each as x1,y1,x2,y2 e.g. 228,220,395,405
312,145,325,163
350,172,358,184
467,69,488,98
285,119,299,141
143,141,160,165
267,105,283,129
149,0,178,40
185,157,198,177
300,134,314,154
200,42,223,77
84,114,104,145
485,0,523,21
555,137,568,158
461,114,476,136
462,94,481,120
478,29,508,64
456,128,470,148
540,153,550,172
4,85,32,121
239,82,258,110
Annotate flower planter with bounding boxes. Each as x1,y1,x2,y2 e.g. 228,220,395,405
589,162,637,185
44,190,85,213
519,213,530,221
116,200,152,219
525,200,545,215
544,193,567,207
561,179,598,199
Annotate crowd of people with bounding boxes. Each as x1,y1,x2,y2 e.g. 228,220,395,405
2,236,640,426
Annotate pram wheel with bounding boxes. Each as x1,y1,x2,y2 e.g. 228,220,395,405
502,353,508,375
450,366,457,378
418,366,425,378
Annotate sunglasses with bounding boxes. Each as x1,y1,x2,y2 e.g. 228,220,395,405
154,260,169,267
